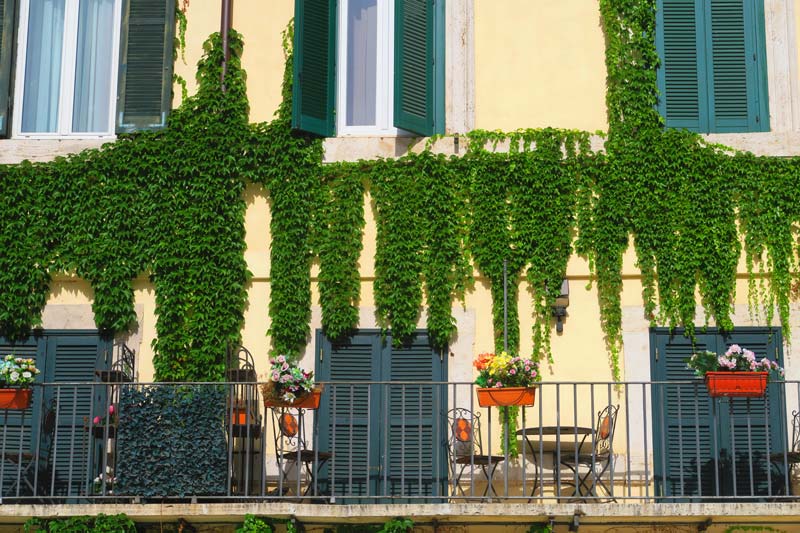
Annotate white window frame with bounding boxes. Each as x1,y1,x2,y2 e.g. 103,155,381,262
12,0,122,139
336,0,401,136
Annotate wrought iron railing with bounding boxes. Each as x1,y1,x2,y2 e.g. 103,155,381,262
0,380,797,503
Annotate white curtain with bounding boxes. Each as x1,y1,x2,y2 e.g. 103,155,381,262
21,0,66,133
346,0,377,126
73,0,115,132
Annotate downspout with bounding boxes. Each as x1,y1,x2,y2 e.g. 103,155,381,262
220,0,233,91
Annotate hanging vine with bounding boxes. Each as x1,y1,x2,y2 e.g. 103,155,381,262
3,2,800,388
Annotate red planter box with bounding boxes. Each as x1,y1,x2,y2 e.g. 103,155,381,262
264,385,323,410
705,371,768,398
0,388,32,410
476,386,536,407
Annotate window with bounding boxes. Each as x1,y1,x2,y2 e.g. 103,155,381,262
292,0,444,138
0,0,175,138
656,0,770,133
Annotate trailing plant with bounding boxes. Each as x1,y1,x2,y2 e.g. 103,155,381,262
24,514,136,533
318,164,365,340
236,515,274,533
250,20,324,359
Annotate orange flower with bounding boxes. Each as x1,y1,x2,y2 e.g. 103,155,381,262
473,352,494,371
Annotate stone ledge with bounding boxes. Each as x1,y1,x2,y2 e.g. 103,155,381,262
0,502,798,526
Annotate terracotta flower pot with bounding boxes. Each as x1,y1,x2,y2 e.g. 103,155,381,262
0,388,32,410
705,371,768,398
476,386,536,407
264,385,324,410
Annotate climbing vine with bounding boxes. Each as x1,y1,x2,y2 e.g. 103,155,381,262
3,1,800,388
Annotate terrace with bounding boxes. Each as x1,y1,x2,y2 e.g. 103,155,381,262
1,378,798,529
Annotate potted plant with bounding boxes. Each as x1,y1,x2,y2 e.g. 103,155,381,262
260,355,322,409
474,352,539,407
0,354,40,409
687,344,784,398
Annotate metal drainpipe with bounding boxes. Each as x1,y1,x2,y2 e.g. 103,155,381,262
220,0,233,91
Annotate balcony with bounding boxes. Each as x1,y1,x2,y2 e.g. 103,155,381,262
0,380,798,527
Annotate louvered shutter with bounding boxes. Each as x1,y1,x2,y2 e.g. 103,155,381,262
317,331,382,501
317,329,447,502
46,334,108,497
292,0,336,137
394,0,438,136
385,332,447,502
116,0,175,133
658,0,707,131
651,330,717,501
707,0,767,132
658,0,768,133
0,337,43,497
718,329,786,498
0,0,15,137
651,328,787,501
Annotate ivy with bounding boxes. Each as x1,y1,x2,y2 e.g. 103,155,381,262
3,3,800,388
318,164,365,341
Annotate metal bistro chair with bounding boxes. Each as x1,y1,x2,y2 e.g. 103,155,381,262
3,405,57,499
559,404,619,502
269,407,331,498
446,408,505,498
769,409,800,497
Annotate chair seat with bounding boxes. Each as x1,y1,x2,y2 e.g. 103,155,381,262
278,450,333,462
559,453,611,466
2,453,34,465
455,455,505,466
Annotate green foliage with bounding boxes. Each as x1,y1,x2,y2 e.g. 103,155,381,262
236,515,275,533
318,164,365,340
24,514,136,533
3,4,800,386
323,517,413,533
115,384,228,497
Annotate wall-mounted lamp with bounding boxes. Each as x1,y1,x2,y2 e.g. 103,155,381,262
551,279,570,333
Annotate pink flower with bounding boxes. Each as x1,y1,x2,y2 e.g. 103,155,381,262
282,363,289,371
93,416,101,425
509,369,516,375
108,405,115,415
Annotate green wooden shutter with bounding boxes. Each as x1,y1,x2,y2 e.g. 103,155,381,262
394,0,443,136
707,0,768,132
0,337,44,497
46,334,108,497
385,331,447,502
658,0,708,131
116,0,175,133
317,331,382,501
652,327,787,501
317,329,447,502
717,329,785,497
292,0,336,137
0,0,15,137
651,329,717,501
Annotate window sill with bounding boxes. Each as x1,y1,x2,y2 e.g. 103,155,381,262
0,138,111,164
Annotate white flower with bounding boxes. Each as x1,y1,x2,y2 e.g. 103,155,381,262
22,371,31,379
9,371,19,382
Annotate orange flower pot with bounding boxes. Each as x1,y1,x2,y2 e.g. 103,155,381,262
476,386,536,407
705,371,768,398
264,385,323,410
0,388,32,409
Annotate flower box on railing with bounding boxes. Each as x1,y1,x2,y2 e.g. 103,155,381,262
476,386,536,407
263,385,323,410
705,371,768,398
0,388,32,409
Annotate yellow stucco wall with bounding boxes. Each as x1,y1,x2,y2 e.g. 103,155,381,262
172,0,292,124
474,0,608,132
